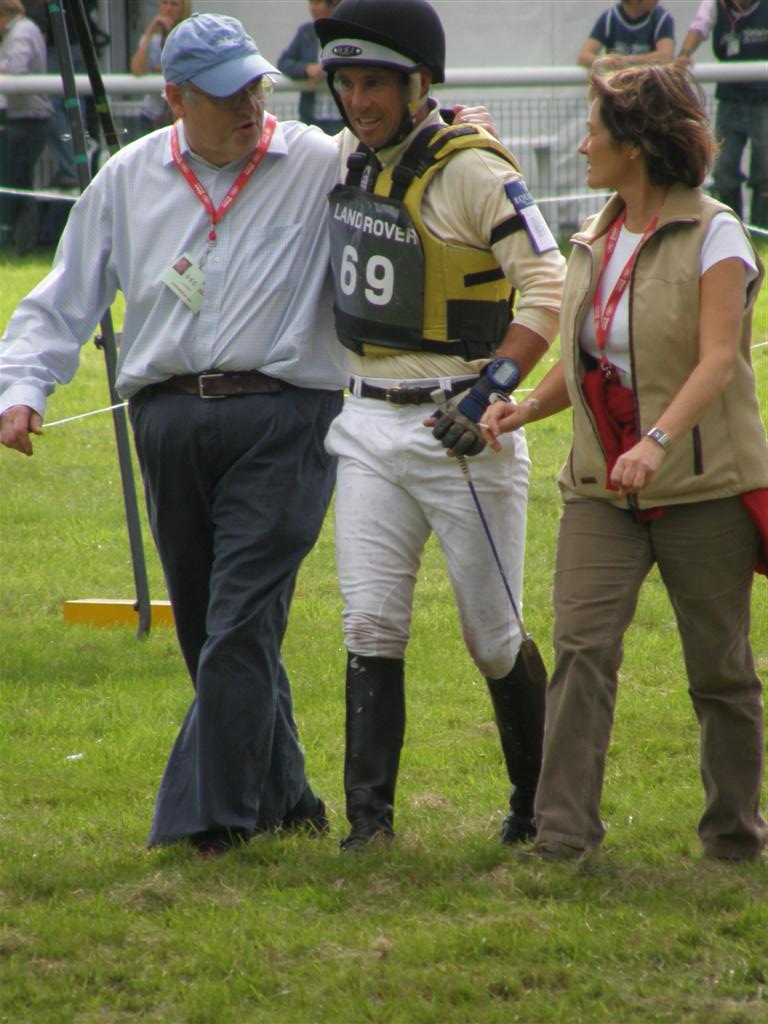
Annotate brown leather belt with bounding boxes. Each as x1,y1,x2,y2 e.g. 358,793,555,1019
355,377,478,406
141,371,285,399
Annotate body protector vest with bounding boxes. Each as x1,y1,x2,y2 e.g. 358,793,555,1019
327,123,522,359
713,0,768,101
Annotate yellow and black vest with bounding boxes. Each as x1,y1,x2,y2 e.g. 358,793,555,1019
327,123,522,359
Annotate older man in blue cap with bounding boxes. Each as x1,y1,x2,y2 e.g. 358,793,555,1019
0,13,348,856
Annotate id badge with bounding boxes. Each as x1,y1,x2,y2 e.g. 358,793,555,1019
504,180,558,254
161,252,205,314
725,32,741,57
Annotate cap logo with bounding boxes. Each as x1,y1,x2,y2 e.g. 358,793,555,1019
332,44,363,57
218,36,244,54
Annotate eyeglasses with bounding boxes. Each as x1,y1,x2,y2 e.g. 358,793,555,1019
187,77,274,109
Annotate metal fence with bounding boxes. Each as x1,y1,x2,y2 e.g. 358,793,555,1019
1,62,764,243
263,89,598,236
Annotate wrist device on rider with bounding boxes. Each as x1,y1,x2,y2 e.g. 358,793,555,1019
645,426,671,452
457,357,521,423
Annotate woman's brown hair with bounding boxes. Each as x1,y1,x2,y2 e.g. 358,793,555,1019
589,59,715,188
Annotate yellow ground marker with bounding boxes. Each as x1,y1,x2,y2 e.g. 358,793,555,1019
63,599,175,628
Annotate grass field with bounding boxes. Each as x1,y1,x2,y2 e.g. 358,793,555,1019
0,249,766,1024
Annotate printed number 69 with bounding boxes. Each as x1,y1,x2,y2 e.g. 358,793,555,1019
339,245,394,307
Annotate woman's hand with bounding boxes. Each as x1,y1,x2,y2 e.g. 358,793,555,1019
131,13,175,73
610,436,666,495
611,255,747,497
478,398,539,452
147,14,174,35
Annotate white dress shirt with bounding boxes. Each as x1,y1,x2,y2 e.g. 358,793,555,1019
0,118,349,415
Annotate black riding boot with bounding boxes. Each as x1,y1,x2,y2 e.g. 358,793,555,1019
486,649,546,845
341,653,406,851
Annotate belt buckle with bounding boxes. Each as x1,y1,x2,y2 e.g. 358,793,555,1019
384,385,428,406
198,372,225,399
384,385,408,406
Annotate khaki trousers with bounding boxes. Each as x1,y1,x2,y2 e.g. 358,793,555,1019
534,496,766,859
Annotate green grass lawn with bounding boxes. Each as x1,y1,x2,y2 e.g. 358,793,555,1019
0,249,766,1024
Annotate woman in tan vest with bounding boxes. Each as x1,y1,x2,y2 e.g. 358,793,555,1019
482,61,767,863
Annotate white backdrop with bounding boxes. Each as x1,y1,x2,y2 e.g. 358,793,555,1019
124,0,714,71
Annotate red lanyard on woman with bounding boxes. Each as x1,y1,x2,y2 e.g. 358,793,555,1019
593,205,661,371
170,113,277,244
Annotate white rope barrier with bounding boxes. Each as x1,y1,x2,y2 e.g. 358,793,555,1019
0,184,77,203
43,402,128,428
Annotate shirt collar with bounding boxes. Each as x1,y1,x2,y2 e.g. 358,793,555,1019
162,116,289,170
573,183,704,246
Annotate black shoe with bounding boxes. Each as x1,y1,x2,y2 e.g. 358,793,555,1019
280,790,330,837
339,823,395,853
501,813,536,846
194,838,230,859
190,827,247,859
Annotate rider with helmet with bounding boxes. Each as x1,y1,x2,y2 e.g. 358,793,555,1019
317,0,566,851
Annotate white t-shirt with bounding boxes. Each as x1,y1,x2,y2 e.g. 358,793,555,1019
579,212,758,376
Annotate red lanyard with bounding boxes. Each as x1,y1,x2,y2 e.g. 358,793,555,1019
170,113,277,243
720,0,754,32
593,206,660,367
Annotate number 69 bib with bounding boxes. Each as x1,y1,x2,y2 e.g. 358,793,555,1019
328,184,425,353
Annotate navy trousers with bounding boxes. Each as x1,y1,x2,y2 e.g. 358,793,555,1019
129,384,342,847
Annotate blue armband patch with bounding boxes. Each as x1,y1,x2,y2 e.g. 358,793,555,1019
504,180,558,255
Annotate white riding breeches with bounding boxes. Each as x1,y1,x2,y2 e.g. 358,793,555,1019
325,392,531,679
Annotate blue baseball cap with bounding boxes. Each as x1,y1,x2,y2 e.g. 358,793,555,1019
161,13,279,97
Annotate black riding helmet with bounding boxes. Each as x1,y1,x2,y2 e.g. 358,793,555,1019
316,0,446,147
316,0,445,81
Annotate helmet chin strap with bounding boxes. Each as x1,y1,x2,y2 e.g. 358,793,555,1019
378,71,428,150
406,70,425,116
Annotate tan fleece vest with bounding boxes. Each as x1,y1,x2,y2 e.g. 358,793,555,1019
559,185,767,509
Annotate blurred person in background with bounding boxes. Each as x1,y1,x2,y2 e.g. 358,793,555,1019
131,0,191,134
25,0,108,191
0,0,51,253
484,61,767,863
676,0,767,227
578,0,675,67
278,0,344,134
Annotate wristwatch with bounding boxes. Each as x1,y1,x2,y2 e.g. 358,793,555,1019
455,357,522,424
645,426,671,452
484,357,521,394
